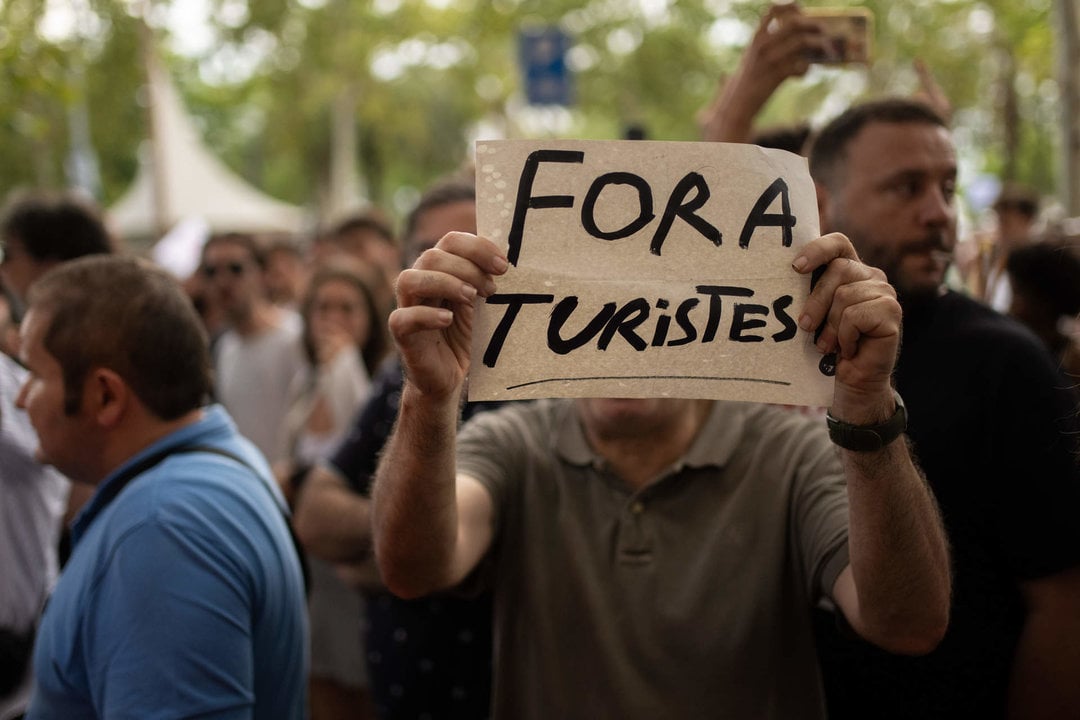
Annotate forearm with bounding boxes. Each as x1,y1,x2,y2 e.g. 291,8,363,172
842,436,951,654
293,466,374,563
371,382,463,599
700,72,773,144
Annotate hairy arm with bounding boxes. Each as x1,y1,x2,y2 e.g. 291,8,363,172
795,234,951,655
699,3,825,143
372,232,507,599
372,387,494,598
830,437,951,654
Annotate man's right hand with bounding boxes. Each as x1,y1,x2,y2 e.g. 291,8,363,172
700,3,830,143
389,232,508,401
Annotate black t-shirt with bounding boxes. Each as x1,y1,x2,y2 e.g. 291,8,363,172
816,291,1080,719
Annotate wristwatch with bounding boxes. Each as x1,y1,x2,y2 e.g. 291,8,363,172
826,391,907,452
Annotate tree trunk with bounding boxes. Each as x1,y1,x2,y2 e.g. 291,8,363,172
1057,0,1080,215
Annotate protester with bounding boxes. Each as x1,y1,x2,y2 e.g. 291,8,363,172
981,182,1041,311
700,4,953,152
264,236,310,310
315,211,400,319
0,191,112,313
1,352,67,720
16,255,307,718
698,3,827,145
202,232,304,463
1005,238,1080,377
0,191,112,719
280,259,387,720
294,175,497,720
810,97,1080,719
369,197,950,717
280,259,388,496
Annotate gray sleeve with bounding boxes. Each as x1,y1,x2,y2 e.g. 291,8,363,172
788,421,850,604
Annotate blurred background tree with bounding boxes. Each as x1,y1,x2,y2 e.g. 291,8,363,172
0,0,1075,230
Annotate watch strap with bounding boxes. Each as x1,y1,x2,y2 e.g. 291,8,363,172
826,390,907,452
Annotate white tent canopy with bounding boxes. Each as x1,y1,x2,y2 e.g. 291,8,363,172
107,54,306,241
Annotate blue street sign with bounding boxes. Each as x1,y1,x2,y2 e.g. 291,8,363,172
518,27,573,107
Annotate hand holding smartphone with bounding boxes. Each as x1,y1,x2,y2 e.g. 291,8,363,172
803,7,873,64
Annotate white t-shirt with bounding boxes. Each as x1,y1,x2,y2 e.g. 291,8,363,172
214,312,304,463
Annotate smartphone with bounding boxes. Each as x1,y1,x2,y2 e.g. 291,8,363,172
803,8,873,64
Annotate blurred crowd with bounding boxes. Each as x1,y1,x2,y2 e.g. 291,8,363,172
2,3,1078,720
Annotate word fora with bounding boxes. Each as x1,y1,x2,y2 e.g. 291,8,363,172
481,285,798,368
506,149,798,265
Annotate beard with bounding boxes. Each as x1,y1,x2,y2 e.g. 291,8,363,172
842,227,954,309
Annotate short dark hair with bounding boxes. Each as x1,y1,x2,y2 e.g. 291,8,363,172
28,256,212,420
993,183,1040,219
300,259,388,375
752,123,813,156
1,191,112,262
808,98,947,190
331,210,395,246
1008,241,1080,317
201,232,267,270
401,173,476,266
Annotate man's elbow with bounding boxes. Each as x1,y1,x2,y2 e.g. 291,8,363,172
867,607,950,656
374,546,444,600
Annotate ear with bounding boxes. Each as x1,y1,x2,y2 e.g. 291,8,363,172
815,181,831,233
83,368,130,428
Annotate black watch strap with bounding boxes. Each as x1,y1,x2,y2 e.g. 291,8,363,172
826,391,907,452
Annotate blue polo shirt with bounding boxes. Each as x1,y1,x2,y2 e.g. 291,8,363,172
26,405,308,720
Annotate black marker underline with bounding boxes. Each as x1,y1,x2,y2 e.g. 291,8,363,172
505,375,792,391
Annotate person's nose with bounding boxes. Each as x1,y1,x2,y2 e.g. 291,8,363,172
918,184,954,228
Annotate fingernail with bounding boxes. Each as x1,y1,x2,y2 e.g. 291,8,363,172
791,256,808,272
798,314,813,331
491,256,509,273
437,308,453,324
483,279,498,297
461,283,477,301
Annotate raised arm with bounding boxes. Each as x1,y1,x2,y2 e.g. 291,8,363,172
793,233,951,655
372,232,508,599
700,3,827,143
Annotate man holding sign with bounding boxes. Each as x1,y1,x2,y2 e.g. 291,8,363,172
372,140,950,718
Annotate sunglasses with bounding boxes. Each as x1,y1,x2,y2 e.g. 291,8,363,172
202,262,247,279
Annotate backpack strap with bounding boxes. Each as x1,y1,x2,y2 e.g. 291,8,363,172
89,443,310,594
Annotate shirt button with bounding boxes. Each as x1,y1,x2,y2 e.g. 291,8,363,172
630,501,645,515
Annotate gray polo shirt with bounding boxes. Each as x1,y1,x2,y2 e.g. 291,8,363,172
457,398,849,720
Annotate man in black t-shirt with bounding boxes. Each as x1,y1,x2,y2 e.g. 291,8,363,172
810,98,1080,718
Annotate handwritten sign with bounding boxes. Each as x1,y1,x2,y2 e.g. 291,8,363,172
469,139,834,406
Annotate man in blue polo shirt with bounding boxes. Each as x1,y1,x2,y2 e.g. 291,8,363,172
16,256,307,719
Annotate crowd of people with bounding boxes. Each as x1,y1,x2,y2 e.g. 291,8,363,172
2,3,1078,719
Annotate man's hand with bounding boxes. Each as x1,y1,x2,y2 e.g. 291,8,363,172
791,233,901,422
700,3,828,143
390,232,508,400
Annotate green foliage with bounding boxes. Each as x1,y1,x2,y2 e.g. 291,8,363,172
0,0,1066,225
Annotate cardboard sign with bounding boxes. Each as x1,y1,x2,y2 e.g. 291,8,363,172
469,139,834,406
